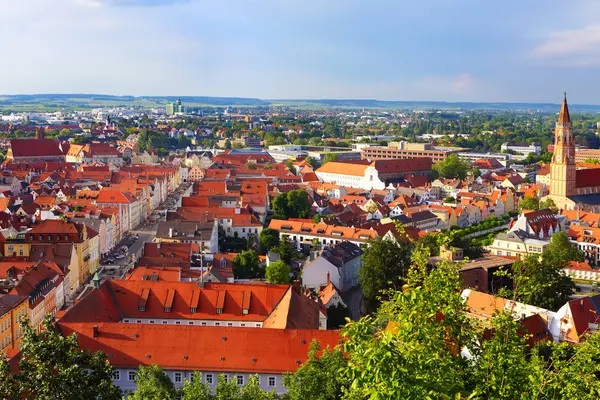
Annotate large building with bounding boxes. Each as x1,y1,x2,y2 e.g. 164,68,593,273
56,280,334,394
360,142,457,163
166,99,185,116
500,142,541,156
315,158,432,190
542,95,600,210
6,128,66,164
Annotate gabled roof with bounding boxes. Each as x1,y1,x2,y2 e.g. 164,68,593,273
10,138,64,158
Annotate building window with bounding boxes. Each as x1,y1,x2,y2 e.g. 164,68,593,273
206,374,213,385
113,371,120,381
174,372,182,383
268,376,276,387
128,371,137,381
237,375,244,385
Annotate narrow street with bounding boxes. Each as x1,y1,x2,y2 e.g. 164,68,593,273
97,182,192,280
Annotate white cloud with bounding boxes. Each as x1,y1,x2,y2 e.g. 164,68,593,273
451,73,473,93
533,25,600,67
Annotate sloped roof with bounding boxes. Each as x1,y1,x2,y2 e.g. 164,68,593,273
57,322,339,373
10,139,64,157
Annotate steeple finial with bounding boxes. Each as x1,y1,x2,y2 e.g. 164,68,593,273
558,92,570,125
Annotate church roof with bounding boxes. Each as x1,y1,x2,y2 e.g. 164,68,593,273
576,169,600,188
558,93,571,125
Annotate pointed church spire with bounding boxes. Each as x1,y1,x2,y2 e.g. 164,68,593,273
558,92,571,125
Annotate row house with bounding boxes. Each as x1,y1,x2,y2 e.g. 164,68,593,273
567,224,600,267
487,230,548,258
302,241,363,292
170,207,263,239
155,221,219,253
509,209,565,240
22,220,95,286
268,219,379,251
95,189,140,236
9,262,68,332
0,294,28,355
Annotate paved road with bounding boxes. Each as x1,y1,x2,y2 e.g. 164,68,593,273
97,182,192,281
98,223,158,280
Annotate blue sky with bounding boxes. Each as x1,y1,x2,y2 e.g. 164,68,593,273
2,0,600,103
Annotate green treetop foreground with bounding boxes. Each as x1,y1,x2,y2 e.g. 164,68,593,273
1,245,599,399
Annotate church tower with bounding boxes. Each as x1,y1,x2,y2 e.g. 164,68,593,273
549,93,576,199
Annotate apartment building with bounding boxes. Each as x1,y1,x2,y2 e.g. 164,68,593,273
361,142,456,163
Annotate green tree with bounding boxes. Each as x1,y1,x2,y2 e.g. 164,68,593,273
224,139,232,149
177,135,192,149
271,236,296,264
214,374,241,400
444,196,456,203
232,249,263,279
181,371,212,400
272,192,290,219
15,316,121,400
283,341,348,400
265,260,291,284
304,156,317,168
539,197,558,213
359,236,412,306
285,159,294,169
312,214,322,223
287,190,311,219
272,190,311,220
130,364,177,400
432,153,470,180
518,195,539,211
321,153,338,166
502,232,579,310
343,259,472,399
259,228,280,251
0,356,19,400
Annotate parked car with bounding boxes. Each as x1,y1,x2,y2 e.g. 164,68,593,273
115,254,126,260
105,258,115,264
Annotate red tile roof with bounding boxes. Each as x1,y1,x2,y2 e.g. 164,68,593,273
57,322,340,374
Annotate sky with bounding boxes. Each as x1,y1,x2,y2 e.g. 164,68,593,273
2,0,600,103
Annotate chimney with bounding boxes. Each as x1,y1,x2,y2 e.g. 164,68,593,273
93,325,99,338
292,280,301,294
326,271,330,284
169,228,173,238
157,241,161,249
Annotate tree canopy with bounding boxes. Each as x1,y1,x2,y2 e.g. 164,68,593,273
0,316,121,400
432,153,471,180
259,228,280,251
265,260,291,284
272,190,311,220
500,231,579,311
232,249,263,279
359,236,413,307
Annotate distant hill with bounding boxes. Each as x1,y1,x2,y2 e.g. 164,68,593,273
1,94,600,112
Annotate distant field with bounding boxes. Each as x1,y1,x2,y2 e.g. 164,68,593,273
2,94,600,113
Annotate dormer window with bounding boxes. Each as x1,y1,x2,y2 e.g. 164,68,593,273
38,235,43,241
47,235,51,241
